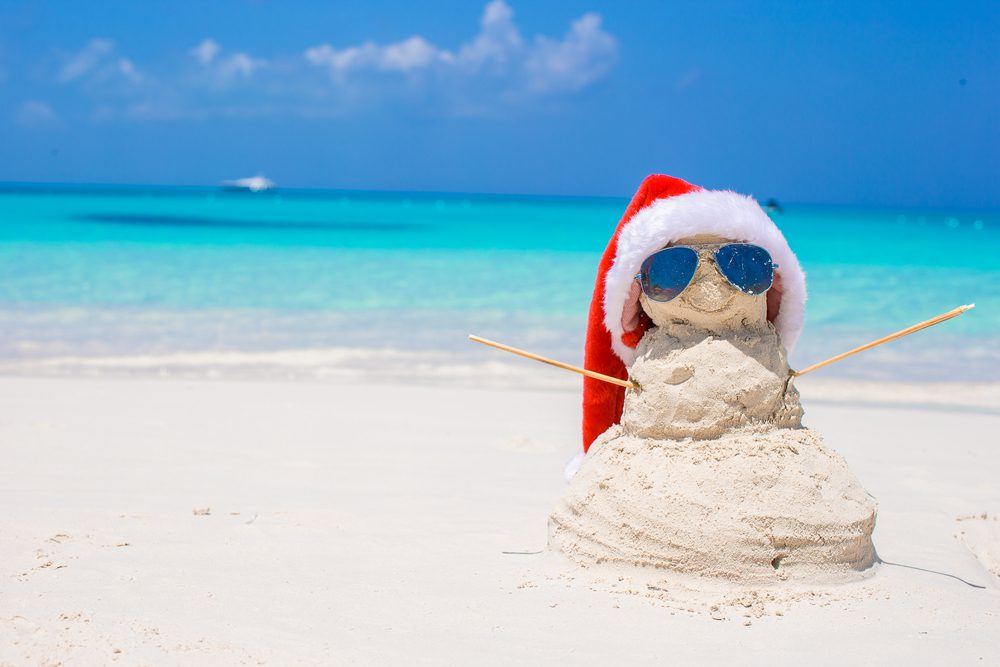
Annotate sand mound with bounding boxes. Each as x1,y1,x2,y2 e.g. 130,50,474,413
549,324,877,584
550,426,877,583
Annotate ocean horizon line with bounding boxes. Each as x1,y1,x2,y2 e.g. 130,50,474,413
3,179,998,215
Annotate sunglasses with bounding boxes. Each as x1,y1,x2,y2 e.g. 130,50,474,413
635,243,777,303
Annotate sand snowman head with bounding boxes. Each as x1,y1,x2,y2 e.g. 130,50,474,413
622,236,802,442
637,233,769,335
582,174,808,452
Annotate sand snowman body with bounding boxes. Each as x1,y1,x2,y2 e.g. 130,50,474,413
549,324,878,584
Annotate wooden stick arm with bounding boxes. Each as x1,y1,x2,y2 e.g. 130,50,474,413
790,304,974,377
468,335,636,389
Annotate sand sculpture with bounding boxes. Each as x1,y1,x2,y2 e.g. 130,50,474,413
548,232,878,583
546,175,879,584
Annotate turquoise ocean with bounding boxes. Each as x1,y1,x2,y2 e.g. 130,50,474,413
1,184,997,383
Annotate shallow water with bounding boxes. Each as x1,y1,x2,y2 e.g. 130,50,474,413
1,184,997,382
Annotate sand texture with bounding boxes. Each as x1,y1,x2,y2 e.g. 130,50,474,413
1,377,998,665
549,426,877,582
622,324,803,439
551,325,876,583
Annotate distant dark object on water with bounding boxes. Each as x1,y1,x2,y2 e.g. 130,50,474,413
763,198,784,215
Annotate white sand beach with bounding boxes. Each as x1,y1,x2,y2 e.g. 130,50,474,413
1,375,998,665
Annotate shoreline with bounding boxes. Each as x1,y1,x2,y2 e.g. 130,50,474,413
1,350,997,414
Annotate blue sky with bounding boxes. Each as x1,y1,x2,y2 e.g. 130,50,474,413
1,0,997,207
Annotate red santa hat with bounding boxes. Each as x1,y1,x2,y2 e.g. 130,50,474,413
581,174,807,453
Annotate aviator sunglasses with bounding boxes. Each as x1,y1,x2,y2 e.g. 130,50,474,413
635,243,777,303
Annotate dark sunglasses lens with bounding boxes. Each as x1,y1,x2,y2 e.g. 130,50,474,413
714,244,774,295
640,247,699,302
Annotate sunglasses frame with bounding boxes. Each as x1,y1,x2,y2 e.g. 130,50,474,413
634,243,778,303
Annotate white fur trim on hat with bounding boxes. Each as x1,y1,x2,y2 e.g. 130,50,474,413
602,189,806,365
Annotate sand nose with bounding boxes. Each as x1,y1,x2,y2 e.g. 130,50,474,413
681,281,734,312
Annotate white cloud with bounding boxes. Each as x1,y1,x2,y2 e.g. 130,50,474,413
305,36,443,76
50,1,617,120
117,57,142,83
304,0,616,97
191,39,221,65
58,39,144,87
216,52,262,79
58,38,114,82
524,13,617,93
191,39,265,84
305,42,365,74
381,36,439,72
454,0,524,67
15,100,61,127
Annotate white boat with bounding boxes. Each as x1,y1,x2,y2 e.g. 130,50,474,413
220,175,276,193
